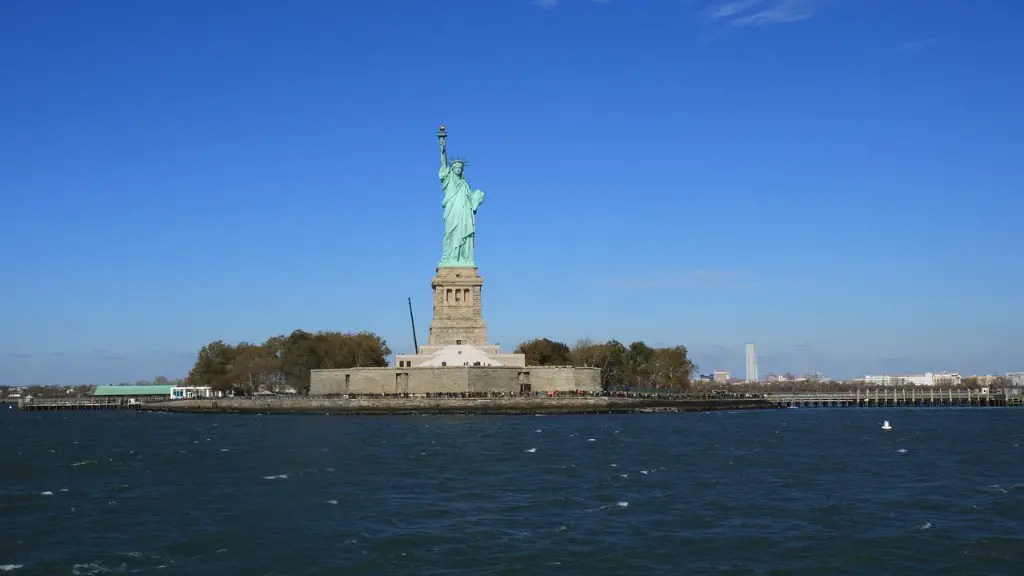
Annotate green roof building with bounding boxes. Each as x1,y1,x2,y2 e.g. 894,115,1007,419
92,385,174,398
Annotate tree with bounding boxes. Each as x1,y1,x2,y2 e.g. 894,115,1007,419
187,340,237,392
515,338,573,366
229,342,279,395
275,330,391,394
625,341,656,388
185,330,393,396
565,339,698,391
278,330,319,393
991,375,1012,389
569,339,628,391
647,346,697,390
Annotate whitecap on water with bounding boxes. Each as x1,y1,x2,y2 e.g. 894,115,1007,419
616,501,628,508
0,565,23,572
70,460,97,467
326,500,338,505
535,429,542,433
262,474,288,480
72,562,126,575
40,491,53,496
587,438,596,442
920,522,932,530
640,470,648,475
524,448,537,453
897,448,908,454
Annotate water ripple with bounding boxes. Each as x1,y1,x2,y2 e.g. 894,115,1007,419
1,408,1022,574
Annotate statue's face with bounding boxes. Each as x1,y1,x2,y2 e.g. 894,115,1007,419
453,162,464,176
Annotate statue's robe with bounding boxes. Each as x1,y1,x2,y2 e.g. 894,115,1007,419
439,164,485,266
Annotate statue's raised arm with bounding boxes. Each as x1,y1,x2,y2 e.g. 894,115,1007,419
437,125,448,170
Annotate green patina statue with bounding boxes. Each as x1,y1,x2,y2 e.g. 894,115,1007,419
436,125,485,267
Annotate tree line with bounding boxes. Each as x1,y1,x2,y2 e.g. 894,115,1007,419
182,333,696,395
186,330,391,395
513,338,699,391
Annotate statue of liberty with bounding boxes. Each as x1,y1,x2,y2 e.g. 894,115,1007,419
436,125,484,267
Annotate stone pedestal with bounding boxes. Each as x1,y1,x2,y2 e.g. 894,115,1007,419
427,266,487,346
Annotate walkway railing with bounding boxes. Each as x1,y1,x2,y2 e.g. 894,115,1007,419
16,397,139,411
765,388,1020,407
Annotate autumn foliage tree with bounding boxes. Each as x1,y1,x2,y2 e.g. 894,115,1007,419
187,330,391,395
516,337,699,391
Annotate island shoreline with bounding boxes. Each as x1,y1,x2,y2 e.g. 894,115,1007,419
140,397,778,416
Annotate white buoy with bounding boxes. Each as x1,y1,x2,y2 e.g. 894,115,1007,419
882,420,892,431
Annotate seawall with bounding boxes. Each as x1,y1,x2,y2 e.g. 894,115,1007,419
140,396,777,416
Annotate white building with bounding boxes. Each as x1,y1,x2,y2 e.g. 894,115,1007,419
1007,372,1024,387
864,372,961,386
170,386,217,399
745,343,758,383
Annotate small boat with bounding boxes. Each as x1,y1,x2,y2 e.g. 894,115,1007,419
882,420,892,431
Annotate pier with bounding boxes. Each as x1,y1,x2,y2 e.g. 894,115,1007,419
16,397,141,412
766,389,1022,408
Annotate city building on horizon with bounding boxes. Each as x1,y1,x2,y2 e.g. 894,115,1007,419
745,343,758,383
713,370,730,384
864,372,961,386
764,372,829,383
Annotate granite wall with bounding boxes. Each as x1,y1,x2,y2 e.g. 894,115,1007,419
309,366,601,395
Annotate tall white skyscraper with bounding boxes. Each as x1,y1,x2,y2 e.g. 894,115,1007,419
745,343,759,383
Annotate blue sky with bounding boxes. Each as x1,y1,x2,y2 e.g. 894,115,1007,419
1,0,1021,385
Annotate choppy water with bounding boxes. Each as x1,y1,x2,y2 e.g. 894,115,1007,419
1,407,1021,575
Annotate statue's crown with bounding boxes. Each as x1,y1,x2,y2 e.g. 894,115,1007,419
450,157,469,166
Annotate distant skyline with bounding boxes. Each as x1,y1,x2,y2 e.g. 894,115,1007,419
2,0,1022,385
